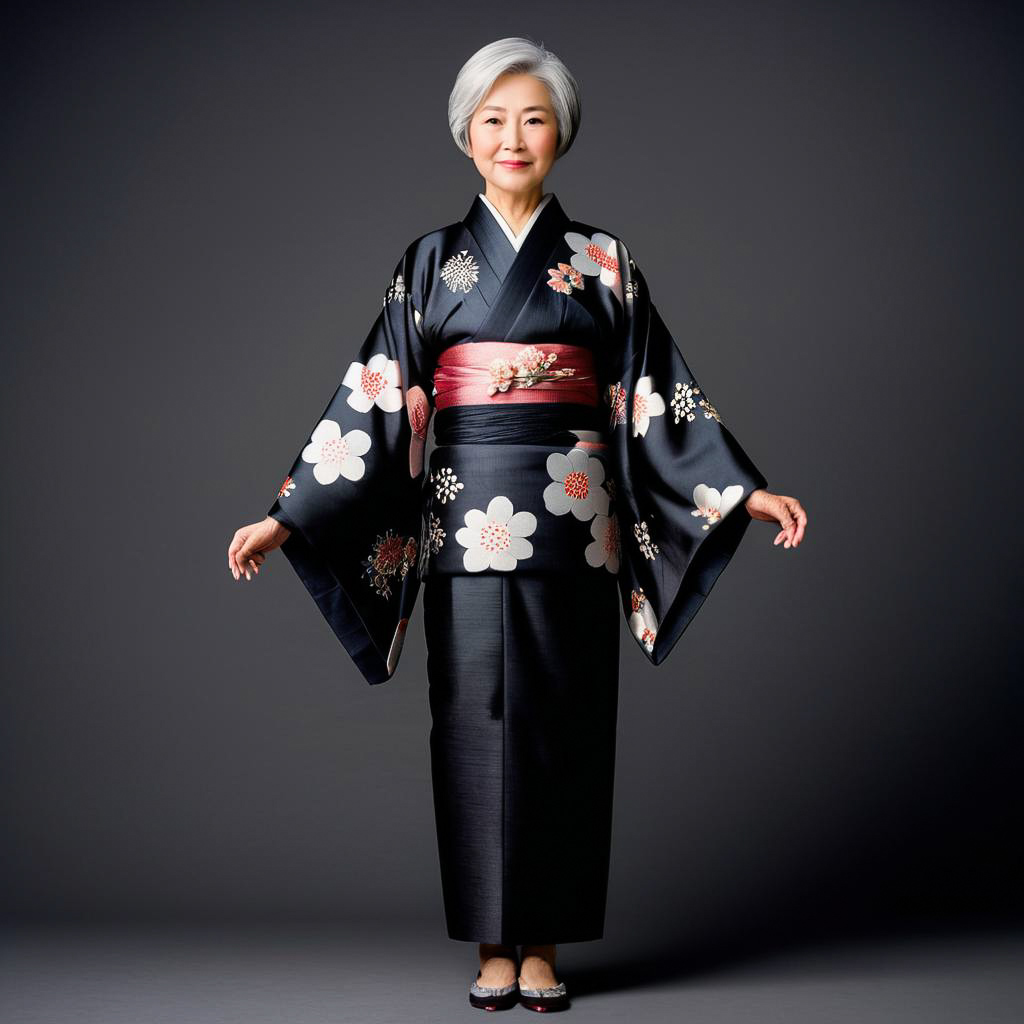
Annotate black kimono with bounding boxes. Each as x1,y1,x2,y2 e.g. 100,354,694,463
266,191,768,944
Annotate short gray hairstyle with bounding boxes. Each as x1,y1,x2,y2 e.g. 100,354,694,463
448,37,582,160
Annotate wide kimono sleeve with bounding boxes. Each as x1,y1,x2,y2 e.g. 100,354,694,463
265,245,435,685
607,239,769,666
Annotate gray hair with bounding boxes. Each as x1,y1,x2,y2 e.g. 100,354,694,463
448,37,582,160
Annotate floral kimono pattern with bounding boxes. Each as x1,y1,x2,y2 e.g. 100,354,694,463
267,193,767,684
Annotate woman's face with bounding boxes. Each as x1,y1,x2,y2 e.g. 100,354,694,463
466,72,558,196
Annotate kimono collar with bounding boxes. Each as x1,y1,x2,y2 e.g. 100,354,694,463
477,192,554,251
463,192,569,284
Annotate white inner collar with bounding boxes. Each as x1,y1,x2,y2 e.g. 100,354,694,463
478,192,553,251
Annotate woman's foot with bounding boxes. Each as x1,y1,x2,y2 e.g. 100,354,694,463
477,942,518,988
518,943,559,989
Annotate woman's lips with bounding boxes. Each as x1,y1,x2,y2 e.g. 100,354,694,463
498,161,529,168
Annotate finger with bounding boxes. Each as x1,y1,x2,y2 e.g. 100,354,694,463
228,534,244,578
788,501,806,546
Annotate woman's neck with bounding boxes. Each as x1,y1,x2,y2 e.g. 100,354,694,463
481,185,545,236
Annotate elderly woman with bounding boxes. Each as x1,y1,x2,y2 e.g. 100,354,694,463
228,37,806,1013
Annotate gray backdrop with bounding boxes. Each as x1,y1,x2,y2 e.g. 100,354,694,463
2,0,1020,956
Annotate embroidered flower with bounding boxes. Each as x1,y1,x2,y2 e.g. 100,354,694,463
628,587,658,654
546,262,584,294
634,519,659,560
440,249,480,293
455,495,537,572
362,529,417,599
383,273,406,305
276,475,295,499
632,376,666,437
301,420,371,484
430,466,464,503
342,353,403,413
700,397,722,422
406,384,430,477
586,512,621,573
691,483,745,530
564,230,623,304
670,380,701,423
542,448,610,521
606,381,627,429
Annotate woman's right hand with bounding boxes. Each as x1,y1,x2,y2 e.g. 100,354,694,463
228,516,291,581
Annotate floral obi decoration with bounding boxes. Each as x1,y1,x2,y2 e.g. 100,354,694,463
433,341,598,410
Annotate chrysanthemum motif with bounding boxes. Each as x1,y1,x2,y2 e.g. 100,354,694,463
564,230,623,304
276,475,295,499
628,587,658,654
430,466,464,504
455,495,536,572
342,353,403,413
384,273,406,305
691,483,745,530
440,249,480,293
586,512,621,573
542,448,610,521
633,519,659,560
632,376,666,437
301,420,371,484
406,385,430,477
606,381,627,430
362,529,418,599
546,262,584,294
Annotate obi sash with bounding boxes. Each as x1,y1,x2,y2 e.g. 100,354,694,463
432,341,598,410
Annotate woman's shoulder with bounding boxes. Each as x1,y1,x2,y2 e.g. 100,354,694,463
401,219,469,265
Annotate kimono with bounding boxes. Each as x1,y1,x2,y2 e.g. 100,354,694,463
266,191,768,944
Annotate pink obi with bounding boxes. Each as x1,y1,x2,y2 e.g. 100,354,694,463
433,341,598,411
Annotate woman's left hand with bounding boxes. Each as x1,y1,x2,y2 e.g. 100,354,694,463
744,489,807,549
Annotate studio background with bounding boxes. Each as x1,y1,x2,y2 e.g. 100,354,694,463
2,0,1020,970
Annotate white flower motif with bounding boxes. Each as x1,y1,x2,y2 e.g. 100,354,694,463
430,466,464,503
585,513,621,573
440,249,480,293
301,419,371,484
628,588,658,654
633,519,659,560
564,230,623,304
455,495,536,572
384,273,406,304
632,376,666,437
691,483,745,530
542,449,610,521
342,352,403,413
